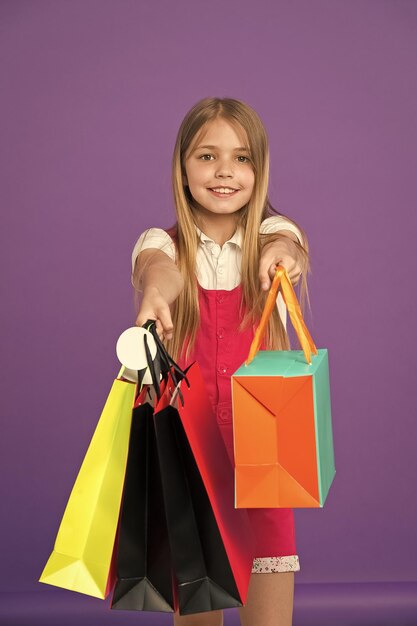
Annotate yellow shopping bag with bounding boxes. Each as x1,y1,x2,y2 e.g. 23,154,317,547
39,371,136,598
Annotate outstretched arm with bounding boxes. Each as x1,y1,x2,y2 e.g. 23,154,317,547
133,248,184,340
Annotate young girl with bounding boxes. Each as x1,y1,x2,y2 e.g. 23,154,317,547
131,97,309,626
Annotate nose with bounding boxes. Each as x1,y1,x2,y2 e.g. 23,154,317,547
215,156,234,179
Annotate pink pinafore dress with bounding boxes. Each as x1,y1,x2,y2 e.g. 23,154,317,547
179,282,298,567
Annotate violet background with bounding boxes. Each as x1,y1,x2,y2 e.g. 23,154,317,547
1,0,417,623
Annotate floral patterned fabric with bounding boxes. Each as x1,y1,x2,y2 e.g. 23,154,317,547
252,555,300,574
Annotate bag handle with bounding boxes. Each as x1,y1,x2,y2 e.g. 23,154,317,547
246,265,318,366
142,320,190,405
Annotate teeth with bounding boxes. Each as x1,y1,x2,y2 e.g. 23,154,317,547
211,188,237,194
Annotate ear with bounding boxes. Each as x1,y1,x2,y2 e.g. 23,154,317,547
182,174,188,186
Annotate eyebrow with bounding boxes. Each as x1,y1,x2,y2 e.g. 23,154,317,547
195,144,249,152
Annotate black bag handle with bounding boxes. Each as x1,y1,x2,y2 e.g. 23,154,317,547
142,320,191,406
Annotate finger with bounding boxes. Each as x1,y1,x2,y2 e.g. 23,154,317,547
155,319,165,340
274,256,298,277
287,262,302,284
290,267,302,282
157,307,174,340
267,259,302,288
259,256,275,291
266,262,280,283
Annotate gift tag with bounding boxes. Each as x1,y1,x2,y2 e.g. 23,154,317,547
116,327,158,371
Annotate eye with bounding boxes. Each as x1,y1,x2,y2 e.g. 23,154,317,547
237,155,250,163
199,154,214,161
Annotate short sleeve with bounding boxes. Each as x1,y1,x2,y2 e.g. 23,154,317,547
131,228,176,275
260,215,304,247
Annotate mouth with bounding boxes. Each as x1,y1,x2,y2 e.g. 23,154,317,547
208,187,239,198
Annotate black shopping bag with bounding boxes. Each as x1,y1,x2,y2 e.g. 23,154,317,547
111,390,173,612
153,401,242,616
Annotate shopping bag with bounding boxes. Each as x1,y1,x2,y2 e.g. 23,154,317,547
172,362,255,610
112,321,254,615
39,371,136,598
153,363,255,616
110,387,174,612
232,266,335,508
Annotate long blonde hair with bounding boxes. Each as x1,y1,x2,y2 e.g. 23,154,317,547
164,97,310,362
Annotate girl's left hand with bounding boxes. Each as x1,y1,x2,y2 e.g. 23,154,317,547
259,234,302,291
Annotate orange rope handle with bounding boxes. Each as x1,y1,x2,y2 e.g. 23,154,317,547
245,266,317,365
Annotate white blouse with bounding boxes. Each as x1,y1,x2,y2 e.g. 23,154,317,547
131,215,303,325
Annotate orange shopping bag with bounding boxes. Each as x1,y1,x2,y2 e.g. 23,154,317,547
231,266,335,509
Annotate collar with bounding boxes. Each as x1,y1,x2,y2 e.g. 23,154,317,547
195,224,243,249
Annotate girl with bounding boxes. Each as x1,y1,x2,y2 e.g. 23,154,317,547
131,97,309,626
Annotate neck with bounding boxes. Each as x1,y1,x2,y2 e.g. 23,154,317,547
193,211,240,246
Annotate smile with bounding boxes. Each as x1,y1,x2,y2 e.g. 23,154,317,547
208,187,239,197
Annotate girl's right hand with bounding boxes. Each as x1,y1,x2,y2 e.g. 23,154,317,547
135,286,174,341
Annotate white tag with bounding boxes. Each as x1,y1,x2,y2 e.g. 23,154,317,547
116,327,158,370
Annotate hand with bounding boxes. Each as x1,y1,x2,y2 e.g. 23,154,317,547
259,236,302,291
135,286,174,340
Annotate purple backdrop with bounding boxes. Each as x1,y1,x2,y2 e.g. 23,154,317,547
1,0,417,603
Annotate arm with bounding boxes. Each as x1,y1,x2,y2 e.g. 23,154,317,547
133,248,184,340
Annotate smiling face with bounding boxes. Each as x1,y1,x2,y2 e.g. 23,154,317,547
183,117,255,221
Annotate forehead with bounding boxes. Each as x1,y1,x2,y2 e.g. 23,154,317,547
191,117,249,151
